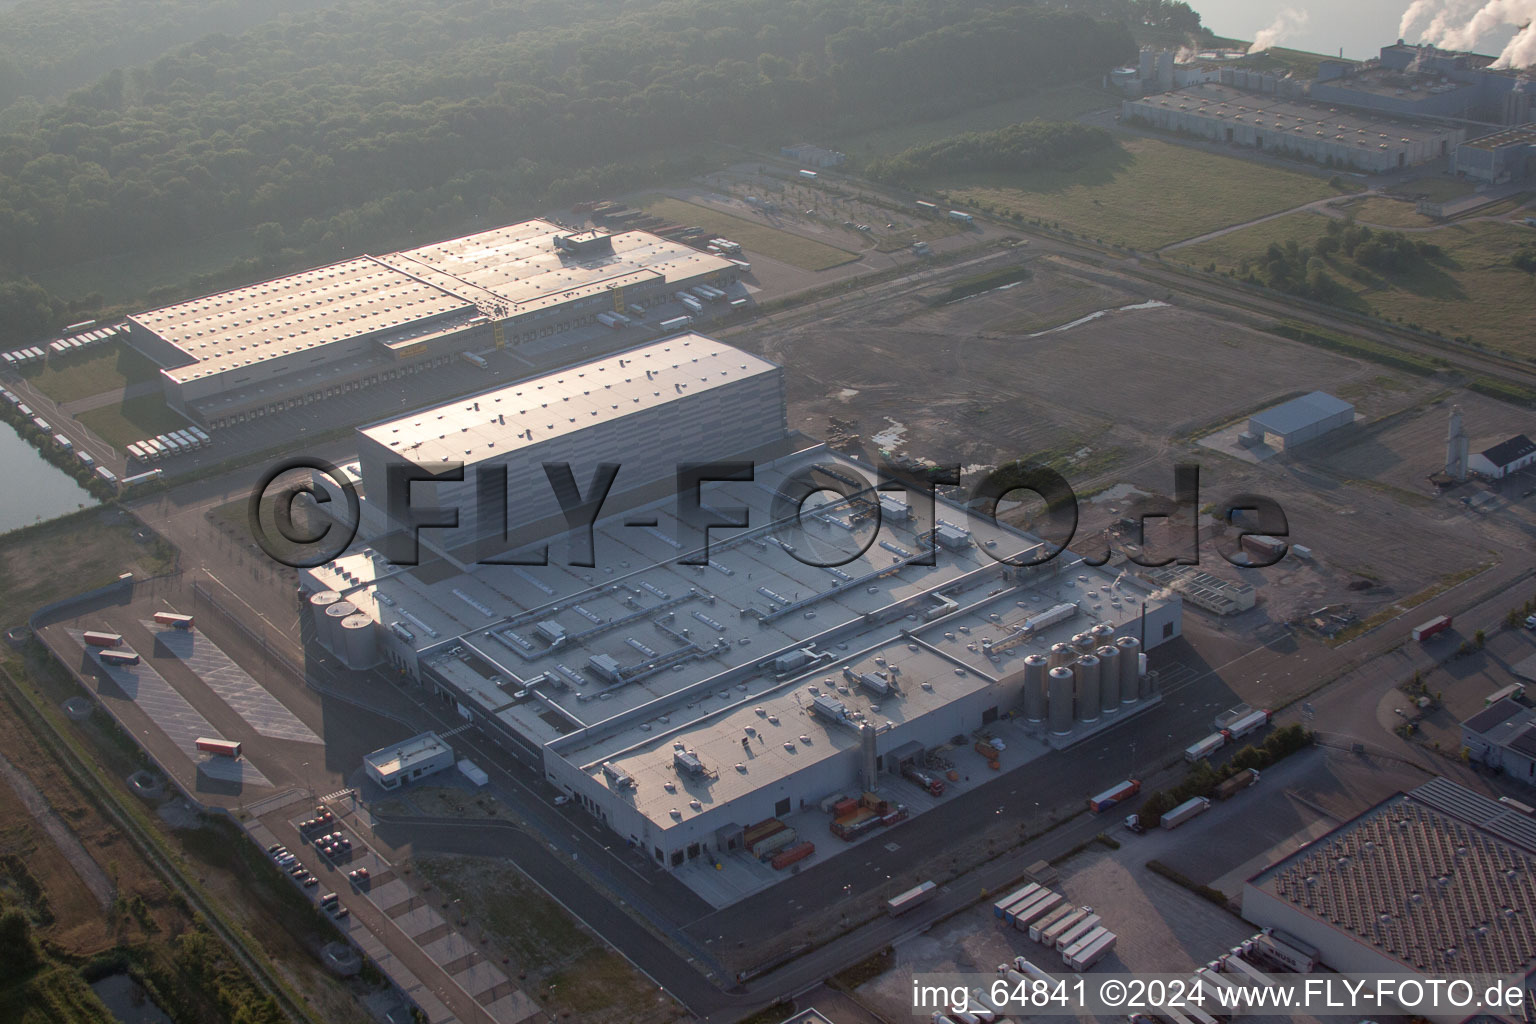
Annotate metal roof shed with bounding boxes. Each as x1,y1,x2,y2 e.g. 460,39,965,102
1247,391,1354,448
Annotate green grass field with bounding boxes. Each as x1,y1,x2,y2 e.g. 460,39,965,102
640,196,858,271
1330,196,1437,229
836,82,1116,161
1177,215,1536,352
16,344,164,404
76,394,190,450
948,138,1347,251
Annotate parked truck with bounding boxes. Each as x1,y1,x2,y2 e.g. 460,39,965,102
1184,733,1226,762
1089,779,1140,812
948,210,974,224
82,631,123,647
1011,892,1062,931
1054,913,1102,952
195,737,242,758
1216,768,1260,800
152,611,195,630
1028,903,1077,943
1251,930,1318,972
1161,797,1211,830
679,296,703,315
1222,709,1271,741
1063,929,1116,971
98,648,141,666
887,880,936,916
902,763,945,796
992,882,1041,919
1412,614,1452,641
1038,907,1090,947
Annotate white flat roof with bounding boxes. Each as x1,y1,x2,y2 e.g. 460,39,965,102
134,257,474,384
357,334,779,466
133,219,737,386
383,219,737,313
364,731,450,778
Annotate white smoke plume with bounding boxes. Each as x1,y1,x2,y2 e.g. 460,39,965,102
1249,8,1311,54
1401,0,1536,67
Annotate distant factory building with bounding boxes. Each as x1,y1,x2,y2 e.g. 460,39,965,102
1312,42,1534,126
1469,434,1536,479
1246,391,1355,450
363,732,455,790
779,143,846,168
1462,698,1536,785
1122,84,1464,172
1244,777,1536,1022
1454,123,1536,183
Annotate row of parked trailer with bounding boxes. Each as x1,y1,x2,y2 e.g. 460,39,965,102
1,386,127,488
128,427,210,463
1183,708,1271,763
2,322,124,368
991,883,1117,971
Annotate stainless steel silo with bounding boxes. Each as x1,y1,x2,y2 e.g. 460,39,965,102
1095,645,1120,714
1022,654,1048,723
339,613,379,670
1074,654,1100,723
322,600,355,655
1116,635,1141,704
1047,666,1074,735
309,590,342,648
1049,642,1072,670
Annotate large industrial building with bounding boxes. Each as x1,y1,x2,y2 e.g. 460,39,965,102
352,335,786,556
1455,123,1536,182
300,334,1183,872
1122,83,1466,172
1244,778,1536,1020
1462,698,1536,784
1245,391,1355,450
1312,43,1534,126
124,220,739,428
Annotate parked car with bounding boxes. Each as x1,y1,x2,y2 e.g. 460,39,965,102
348,867,369,883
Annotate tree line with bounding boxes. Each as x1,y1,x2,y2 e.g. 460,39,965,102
865,119,1115,184
0,0,1142,334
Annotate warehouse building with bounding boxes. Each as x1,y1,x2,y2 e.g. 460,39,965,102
363,732,455,790
1461,698,1536,785
353,334,787,555
1469,434,1536,479
1122,83,1465,172
1245,391,1355,450
300,336,1183,872
124,220,738,428
1454,123,1536,183
1244,778,1536,1022
1311,43,1533,126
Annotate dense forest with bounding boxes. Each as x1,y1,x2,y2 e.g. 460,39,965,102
0,0,1173,335
864,120,1114,182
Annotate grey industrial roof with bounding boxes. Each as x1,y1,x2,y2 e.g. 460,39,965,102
363,731,450,777
1250,780,1536,975
1462,123,1536,151
133,219,736,385
1464,697,1531,736
1128,83,1460,146
356,334,778,466
1249,391,1354,435
306,446,1176,835
1478,434,1536,469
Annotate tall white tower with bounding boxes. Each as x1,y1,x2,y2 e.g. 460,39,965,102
1446,405,1470,481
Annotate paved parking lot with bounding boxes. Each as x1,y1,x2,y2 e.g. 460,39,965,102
274,807,542,1024
69,628,272,787
145,623,322,743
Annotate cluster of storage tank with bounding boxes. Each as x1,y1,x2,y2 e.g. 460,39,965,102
307,590,380,670
1021,630,1155,736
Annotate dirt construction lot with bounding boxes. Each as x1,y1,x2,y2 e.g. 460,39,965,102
735,253,1508,634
